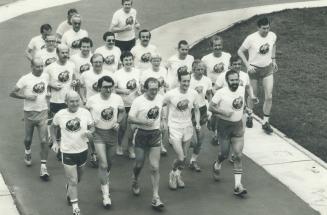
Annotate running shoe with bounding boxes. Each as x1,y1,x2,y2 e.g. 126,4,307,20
212,161,221,181
116,145,123,156
233,184,248,197
211,136,219,146
132,180,140,196
40,166,50,181
229,154,235,164
189,161,201,172
72,207,80,215
128,147,136,159
246,115,253,128
24,153,32,166
176,173,185,188
103,195,112,209
262,122,273,134
160,146,167,156
152,197,164,209
168,171,177,190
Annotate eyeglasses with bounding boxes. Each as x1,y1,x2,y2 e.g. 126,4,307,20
102,85,113,89
141,36,150,39
106,39,115,42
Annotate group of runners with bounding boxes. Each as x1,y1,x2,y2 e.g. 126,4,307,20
10,0,278,214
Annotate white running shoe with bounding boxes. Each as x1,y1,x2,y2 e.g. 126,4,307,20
168,171,177,190
103,195,112,208
116,145,123,156
24,153,32,166
40,165,50,181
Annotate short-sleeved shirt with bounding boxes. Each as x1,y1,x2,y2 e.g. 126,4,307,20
129,94,163,130
140,67,167,95
211,86,245,122
131,43,157,71
94,46,121,72
164,88,198,128
215,70,250,89
61,29,88,56
111,8,137,41
80,69,116,100
166,54,194,89
27,35,46,53
56,20,72,37
86,93,124,130
190,75,212,107
241,31,277,67
53,108,93,153
46,61,75,103
115,67,140,107
35,49,58,67
202,52,231,84
70,53,92,79
16,72,49,111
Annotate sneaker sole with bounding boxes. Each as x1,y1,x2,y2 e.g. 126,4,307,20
233,189,248,197
152,204,164,210
212,162,220,181
40,174,50,181
103,203,112,209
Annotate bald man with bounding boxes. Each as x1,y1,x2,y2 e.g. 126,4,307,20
51,90,94,215
10,57,51,181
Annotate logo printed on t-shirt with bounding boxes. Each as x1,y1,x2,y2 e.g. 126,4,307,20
58,71,70,83
125,16,134,25
147,106,159,119
80,64,90,73
45,57,57,66
101,107,114,121
232,96,243,110
126,79,137,90
40,44,46,50
259,43,270,55
157,77,165,87
105,55,115,65
65,117,81,132
71,39,80,49
177,99,189,111
213,63,224,73
141,52,151,63
33,82,45,94
239,80,244,87
195,86,204,94
92,82,100,92
177,65,188,74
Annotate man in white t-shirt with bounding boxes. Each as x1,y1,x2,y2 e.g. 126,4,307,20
51,91,94,215
166,40,194,89
95,32,121,72
163,69,200,190
128,77,165,209
61,15,88,56
109,0,140,52
35,34,58,67
86,76,125,208
238,17,277,134
10,57,50,180
131,29,157,71
56,8,78,39
25,24,52,61
209,69,258,197
70,37,93,80
189,60,212,172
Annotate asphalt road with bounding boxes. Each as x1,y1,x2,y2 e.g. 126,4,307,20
0,0,318,214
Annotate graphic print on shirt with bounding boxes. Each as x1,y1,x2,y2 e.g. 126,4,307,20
259,43,270,55
157,76,165,87
65,117,81,132
126,79,137,90
141,52,151,63
195,86,204,94
33,82,45,94
80,64,90,74
71,39,81,49
213,62,224,73
101,107,114,121
177,99,189,111
104,55,115,65
58,70,70,83
92,82,100,92
125,16,134,25
177,65,188,74
45,57,57,66
147,106,159,119
232,96,243,110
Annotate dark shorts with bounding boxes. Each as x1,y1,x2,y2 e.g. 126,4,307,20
192,105,208,126
93,127,118,145
249,63,274,80
217,118,244,142
49,103,67,118
62,150,88,167
125,107,131,114
115,38,136,52
135,129,161,148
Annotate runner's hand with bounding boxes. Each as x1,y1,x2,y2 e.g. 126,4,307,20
195,123,201,131
252,97,259,105
112,123,120,131
272,61,278,72
25,95,37,101
51,142,59,153
247,64,256,74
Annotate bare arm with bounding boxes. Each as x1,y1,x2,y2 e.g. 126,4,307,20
25,48,33,62
209,100,232,118
10,87,36,101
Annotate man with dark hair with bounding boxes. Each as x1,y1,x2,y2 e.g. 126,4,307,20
25,24,52,61
109,0,140,52
95,32,121,72
238,17,277,134
56,8,79,39
131,29,157,71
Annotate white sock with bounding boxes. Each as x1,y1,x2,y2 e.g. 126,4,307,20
25,149,31,154
190,153,198,163
215,161,222,170
234,174,242,187
71,201,79,210
101,184,109,196
175,169,181,176
263,116,269,123
40,162,47,168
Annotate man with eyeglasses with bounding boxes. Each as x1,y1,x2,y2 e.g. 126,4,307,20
109,0,140,52
131,29,157,71
35,34,58,67
95,32,121,73
56,8,79,39
61,14,88,56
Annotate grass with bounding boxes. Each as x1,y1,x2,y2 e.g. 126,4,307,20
189,7,327,162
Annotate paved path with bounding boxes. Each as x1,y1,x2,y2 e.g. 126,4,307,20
0,0,325,214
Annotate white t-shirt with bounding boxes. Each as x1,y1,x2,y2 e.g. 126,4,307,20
131,43,157,71
35,49,58,67
94,46,121,72
16,72,49,112
129,94,163,130
202,52,231,84
86,93,124,130
164,88,198,128
140,66,167,94
27,35,46,53
53,108,93,153
215,70,250,89
56,20,72,37
190,75,212,107
116,67,140,107
166,54,194,89
111,8,137,41
80,69,116,100
46,61,75,103
70,53,92,79
241,31,277,67
211,86,245,122
61,29,88,56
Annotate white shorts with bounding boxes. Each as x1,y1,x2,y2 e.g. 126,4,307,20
169,125,193,144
